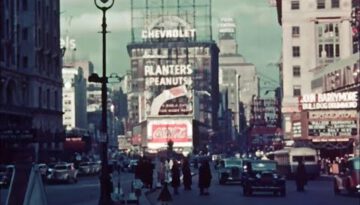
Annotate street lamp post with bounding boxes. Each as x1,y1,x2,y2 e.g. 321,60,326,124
93,0,115,204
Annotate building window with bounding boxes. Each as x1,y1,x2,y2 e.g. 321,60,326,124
293,66,301,77
47,89,50,109
291,1,300,10
317,0,325,9
54,91,58,110
335,44,340,57
38,87,42,108
331,0,339,8
22,0,28,11
293,86,301,97
325,44,334,57
292,26,300,37
22,56,28,68
22,28,28,40
292,46,300,57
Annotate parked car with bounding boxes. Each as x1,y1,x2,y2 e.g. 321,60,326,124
78,162,93,175
334,157,360,195
38,163,48,178
46,163,78,184
242,160,286,197
0,165,14,188
217,158,248,185
89,161,101,174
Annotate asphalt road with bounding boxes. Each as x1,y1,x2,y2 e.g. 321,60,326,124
0,172,137,205
1,170,359,205
147,175,360,205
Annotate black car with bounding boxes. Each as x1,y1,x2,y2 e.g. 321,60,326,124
242,160,286,197
217,158,248,185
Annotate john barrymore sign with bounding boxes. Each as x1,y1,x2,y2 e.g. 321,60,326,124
299,91,358,110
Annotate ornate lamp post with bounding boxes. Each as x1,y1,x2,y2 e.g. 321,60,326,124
93,0,115,204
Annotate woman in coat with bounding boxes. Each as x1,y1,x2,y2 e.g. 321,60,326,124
198,159,212,195
182,158,192,190
171,160,181,194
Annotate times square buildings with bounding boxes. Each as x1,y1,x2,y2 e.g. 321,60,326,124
0,0,63,163
126,0,219,155
275,0,360,158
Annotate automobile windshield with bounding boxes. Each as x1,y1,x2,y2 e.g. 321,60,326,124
251,161,277,172
225,160,242,167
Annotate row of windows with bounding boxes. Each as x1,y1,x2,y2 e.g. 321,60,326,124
291,0,340,10
38,87,59,110
291,45,339,59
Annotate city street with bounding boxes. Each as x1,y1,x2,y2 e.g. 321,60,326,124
1,172,138,205
147,176,360,205
1,168,359,205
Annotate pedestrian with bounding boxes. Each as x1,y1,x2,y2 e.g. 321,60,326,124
295,158,307,192
198,159,212,196
182,158,192,190
171,160,181,195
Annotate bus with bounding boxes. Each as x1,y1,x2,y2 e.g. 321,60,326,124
267,147,320,179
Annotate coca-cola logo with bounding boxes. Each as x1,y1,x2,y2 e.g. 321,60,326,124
152,124,187,140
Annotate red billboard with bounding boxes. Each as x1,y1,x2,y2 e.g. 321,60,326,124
151,124,189,143
146,118,193,150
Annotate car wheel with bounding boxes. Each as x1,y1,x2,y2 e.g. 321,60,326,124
280,188,286,197
334,179,340,195
243,187,248,196
344,178,356,195
248,186,252,196
219,178,226,185
243,185,252,196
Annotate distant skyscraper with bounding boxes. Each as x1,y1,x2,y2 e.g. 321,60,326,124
218,17,258,143
62,67,87,130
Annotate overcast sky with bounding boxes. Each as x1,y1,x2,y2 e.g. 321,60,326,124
60,0,281,86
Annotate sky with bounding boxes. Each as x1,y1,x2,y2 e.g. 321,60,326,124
60,0,282,87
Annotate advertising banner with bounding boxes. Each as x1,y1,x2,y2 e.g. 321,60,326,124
299,91,358,110
144,63,194,117
146,118,193,149
308,110,358,138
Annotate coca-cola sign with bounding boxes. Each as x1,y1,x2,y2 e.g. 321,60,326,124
150,124,190,143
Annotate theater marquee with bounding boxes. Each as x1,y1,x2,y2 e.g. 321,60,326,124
300,91,358,110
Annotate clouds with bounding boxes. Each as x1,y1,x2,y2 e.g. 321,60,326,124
61,10,132,34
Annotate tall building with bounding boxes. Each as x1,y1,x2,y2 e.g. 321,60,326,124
0,0,63,163
276,0,354,140
218,18,259,145
62,67,87,130
126,0,219,154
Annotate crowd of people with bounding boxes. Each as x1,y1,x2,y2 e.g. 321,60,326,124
132,155,213,197
319,155,351,175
